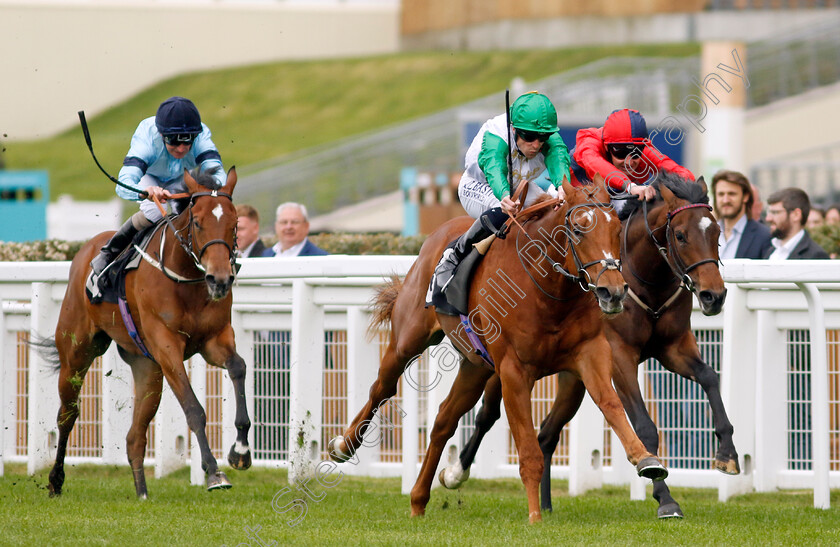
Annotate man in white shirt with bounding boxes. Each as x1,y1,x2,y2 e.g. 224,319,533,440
266,202,327,257
235,204,268,258
712,170,771,259
762,187,829,260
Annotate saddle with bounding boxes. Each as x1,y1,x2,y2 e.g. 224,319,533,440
85,221,164,305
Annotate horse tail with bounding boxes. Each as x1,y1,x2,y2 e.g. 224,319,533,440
366,275,404,341
27,334,61,369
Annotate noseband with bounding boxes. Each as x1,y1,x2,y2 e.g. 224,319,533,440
158,190,238,284
516,200,622,300
628,200,716,295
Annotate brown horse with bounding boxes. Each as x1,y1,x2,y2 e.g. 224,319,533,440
329,179,668,523
440,172,736,519
45,168,251,498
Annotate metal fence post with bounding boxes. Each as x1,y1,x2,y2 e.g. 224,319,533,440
345,305,380,476
754,309,786,493
101,345,131,465
568,393,604,496
28,282,59,475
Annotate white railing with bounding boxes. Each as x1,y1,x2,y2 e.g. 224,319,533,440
1,257,840,508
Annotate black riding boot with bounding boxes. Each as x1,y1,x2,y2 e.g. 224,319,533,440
90,218,140,277
435,207,508,312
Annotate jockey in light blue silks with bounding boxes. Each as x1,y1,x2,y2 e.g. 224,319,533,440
88,97,225,297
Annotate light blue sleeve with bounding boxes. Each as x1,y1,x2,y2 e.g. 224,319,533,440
116,120,157,200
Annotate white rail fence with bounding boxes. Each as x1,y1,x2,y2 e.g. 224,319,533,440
1,258,840,508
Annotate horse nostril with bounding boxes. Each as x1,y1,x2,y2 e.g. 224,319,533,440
595,287,610,302
699,290,714,304
205,274,216,285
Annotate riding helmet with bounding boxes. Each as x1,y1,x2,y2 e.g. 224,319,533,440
602,108,648,145
155,97,202,136
509,92,559,133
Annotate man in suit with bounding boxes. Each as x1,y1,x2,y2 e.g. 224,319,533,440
235,204,268,258
712,170,772,259
763,187,830,260
264,202,328,257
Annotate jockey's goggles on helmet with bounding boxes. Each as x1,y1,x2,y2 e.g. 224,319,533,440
608,143,645,159
515,129,553,143
163,133,198,146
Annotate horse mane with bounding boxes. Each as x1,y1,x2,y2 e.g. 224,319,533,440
191,167,221,191
617,170,709,221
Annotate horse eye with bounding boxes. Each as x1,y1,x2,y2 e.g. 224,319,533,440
675,231,686,242
194,220,202,231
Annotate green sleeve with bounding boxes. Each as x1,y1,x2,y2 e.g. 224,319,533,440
477,131,511,199
543,132,571,187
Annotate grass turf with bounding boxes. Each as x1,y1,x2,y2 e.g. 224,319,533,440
2,45,698,202
2,463,839,546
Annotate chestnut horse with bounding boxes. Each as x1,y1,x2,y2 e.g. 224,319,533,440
329,179,668,523
440,172,737,519
45,168,251,498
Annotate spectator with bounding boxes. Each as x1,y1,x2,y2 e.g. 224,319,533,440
807,207,825,231
264,202,328,257
750,183,764,222
826,204,840,226
762,188,829,260
712,170,772,259
235,204,268,258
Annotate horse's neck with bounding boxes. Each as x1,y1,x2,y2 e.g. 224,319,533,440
158,215,201,276
624,205,680,291
522,210,584,301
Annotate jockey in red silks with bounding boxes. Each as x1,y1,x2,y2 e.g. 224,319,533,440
569,108,694,203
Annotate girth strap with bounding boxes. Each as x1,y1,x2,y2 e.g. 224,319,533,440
118,297,153,360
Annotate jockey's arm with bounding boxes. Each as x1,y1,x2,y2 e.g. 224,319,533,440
477,131,512,201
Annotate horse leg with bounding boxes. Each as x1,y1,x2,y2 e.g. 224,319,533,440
576,337,666,479
202,330,252,471
48,331,110,497
330,320,435,462
410,361,492,516
497,359,543,523
538,371,586,512
122,350,164,499
439,372,502,489
611,352,683,519
150,330,229,490
660,332,739,474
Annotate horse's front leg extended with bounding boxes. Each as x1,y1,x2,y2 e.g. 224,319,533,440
577,336,667,480
660,332,739,474
152,331,230,491
498,359,542,523
202,330,252,471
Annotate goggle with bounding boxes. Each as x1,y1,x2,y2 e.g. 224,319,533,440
608,143,645,159
516,129,553,143
163,133,197,146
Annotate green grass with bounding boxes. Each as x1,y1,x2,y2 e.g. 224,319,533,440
3,463,840,546
2,45,698,202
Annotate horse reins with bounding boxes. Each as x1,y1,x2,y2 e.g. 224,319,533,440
506,182,621,298
146,191,238,283
623,198,715,317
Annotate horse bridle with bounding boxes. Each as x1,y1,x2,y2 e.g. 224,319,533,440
516,200,622,299
625,199,716,295
158,190,238,284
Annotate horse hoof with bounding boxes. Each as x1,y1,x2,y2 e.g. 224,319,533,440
328,436,353,463
207,471,233,491
636,456,668,481
48,485,61,498
438,461,470,489
228,444,252,470
657,502,684,519
714,458,740,475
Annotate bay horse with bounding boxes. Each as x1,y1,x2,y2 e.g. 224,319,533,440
329,179,668,523
45,168,251,498
440,172,737,519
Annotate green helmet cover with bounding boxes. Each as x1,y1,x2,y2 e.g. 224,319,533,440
510,92,558,133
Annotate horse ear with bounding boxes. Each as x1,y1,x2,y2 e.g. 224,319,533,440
184,169,200,194
222,166,237,195
659,181,678,206
696,175,708,195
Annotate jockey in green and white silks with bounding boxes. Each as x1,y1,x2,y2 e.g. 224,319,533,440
434,91,571,302
458,92,570,218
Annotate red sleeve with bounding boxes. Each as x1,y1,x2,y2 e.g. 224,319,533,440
573,127,630,190
643,146,694,181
